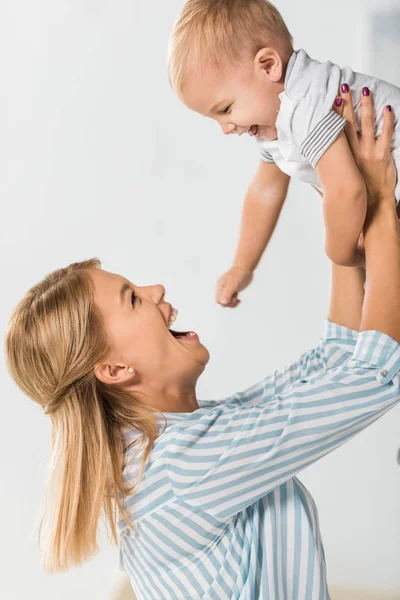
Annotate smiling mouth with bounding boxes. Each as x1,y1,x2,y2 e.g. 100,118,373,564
169,329,194,339
167,308,196,339
248,125,259,137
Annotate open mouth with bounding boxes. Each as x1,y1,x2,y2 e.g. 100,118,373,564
167,308,197,340
169,329,194,339
248,125,259,137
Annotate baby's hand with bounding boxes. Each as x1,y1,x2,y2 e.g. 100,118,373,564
216,266,253,308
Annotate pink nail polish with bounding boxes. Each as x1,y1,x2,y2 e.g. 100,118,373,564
386,105,392,112
341,83,349,93
362,87,370,96
335,97,343,107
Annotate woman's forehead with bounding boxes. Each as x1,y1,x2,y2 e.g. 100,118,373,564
94,269,130,284
90,269,131,308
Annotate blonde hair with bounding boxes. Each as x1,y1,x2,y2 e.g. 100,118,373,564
168,0,293,97
5,258,165,572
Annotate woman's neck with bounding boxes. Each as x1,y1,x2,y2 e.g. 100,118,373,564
129,381,199,413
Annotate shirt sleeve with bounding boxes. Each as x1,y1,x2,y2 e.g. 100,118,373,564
296,108,346,167
259,146,275,163
283,55,346,167
235,320,358,408
165,329,400,522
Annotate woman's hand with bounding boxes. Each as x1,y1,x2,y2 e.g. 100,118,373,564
333,86,397,206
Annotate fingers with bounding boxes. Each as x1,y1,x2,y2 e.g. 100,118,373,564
216,277,229,305
379,104,395,153
337,84,359,152
217,289,241,308
359,87,375,147
332,94,344,117
216,276,239,307
225,295,241,308
216,266,253,308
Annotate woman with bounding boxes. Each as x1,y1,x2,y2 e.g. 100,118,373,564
5,90,399,599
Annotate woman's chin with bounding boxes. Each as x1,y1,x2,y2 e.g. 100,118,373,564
200,346,210,366
194,342,211,368
175,331,210,366
193,343,210,368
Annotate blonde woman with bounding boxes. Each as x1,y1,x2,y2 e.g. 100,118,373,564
5,91,399,600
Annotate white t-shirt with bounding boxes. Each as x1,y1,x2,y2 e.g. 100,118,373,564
258,49,400,201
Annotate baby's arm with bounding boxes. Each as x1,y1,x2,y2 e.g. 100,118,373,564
216,161,289,306
317,131,367,266
234,160,290,270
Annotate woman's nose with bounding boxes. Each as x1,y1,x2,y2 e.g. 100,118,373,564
139,284,166,303
153,284,166,304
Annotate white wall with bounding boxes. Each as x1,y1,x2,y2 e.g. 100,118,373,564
1,1,399,598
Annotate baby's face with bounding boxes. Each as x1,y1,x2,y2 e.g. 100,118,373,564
182,55,284,141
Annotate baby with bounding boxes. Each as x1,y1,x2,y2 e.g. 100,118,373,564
168,0,400,307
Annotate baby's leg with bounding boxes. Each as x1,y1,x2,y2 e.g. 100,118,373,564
316,131,367,266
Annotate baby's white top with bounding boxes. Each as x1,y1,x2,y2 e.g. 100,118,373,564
258,49,400,200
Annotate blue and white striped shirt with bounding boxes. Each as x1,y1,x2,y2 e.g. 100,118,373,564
118,321,400,599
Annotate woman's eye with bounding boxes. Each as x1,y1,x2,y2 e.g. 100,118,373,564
221,104,232,114
131,290,137,306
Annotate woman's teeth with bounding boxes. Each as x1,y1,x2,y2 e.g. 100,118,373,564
168,307,178,328
171,331,196,339
167,309,197,339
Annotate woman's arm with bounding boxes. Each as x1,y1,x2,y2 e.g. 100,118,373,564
236,239,366,407
334,86,399,339
166,331,400,521
164,93,400,521
328,263,365,331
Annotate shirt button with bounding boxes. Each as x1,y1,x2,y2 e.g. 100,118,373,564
380,369,388,378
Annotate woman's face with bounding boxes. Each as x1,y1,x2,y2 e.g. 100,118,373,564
91,269,209,394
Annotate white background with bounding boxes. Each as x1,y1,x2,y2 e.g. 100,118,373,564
1,0,399,598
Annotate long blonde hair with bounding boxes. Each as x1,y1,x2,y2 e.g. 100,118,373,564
5,258,165,572
168,0,293,97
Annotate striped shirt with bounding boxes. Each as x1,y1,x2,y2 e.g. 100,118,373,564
118,321,400,599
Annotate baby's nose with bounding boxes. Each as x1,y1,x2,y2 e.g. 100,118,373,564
221,123,236,136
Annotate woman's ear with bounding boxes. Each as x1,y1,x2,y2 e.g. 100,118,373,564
94,362,135,386
254,47,283,83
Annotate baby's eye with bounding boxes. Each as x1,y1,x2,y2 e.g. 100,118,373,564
221,104,232,114
131,290,137,306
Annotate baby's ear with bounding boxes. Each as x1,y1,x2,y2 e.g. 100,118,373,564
254,48,283,83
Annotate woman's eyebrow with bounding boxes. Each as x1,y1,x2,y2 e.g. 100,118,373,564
119,282,131,305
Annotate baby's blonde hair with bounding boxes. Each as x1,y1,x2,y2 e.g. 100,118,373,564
168,0,293,97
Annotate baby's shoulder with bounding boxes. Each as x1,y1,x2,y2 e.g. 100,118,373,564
285,49,341,98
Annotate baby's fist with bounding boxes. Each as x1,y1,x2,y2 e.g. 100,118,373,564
216,266,253,308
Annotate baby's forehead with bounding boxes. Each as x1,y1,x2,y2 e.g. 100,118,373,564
182,63,240,114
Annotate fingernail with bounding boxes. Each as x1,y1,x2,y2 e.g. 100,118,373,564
341,83,349,93
335,97,343,107
362,87,370,96
221,299,228,304
386,105,392,112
